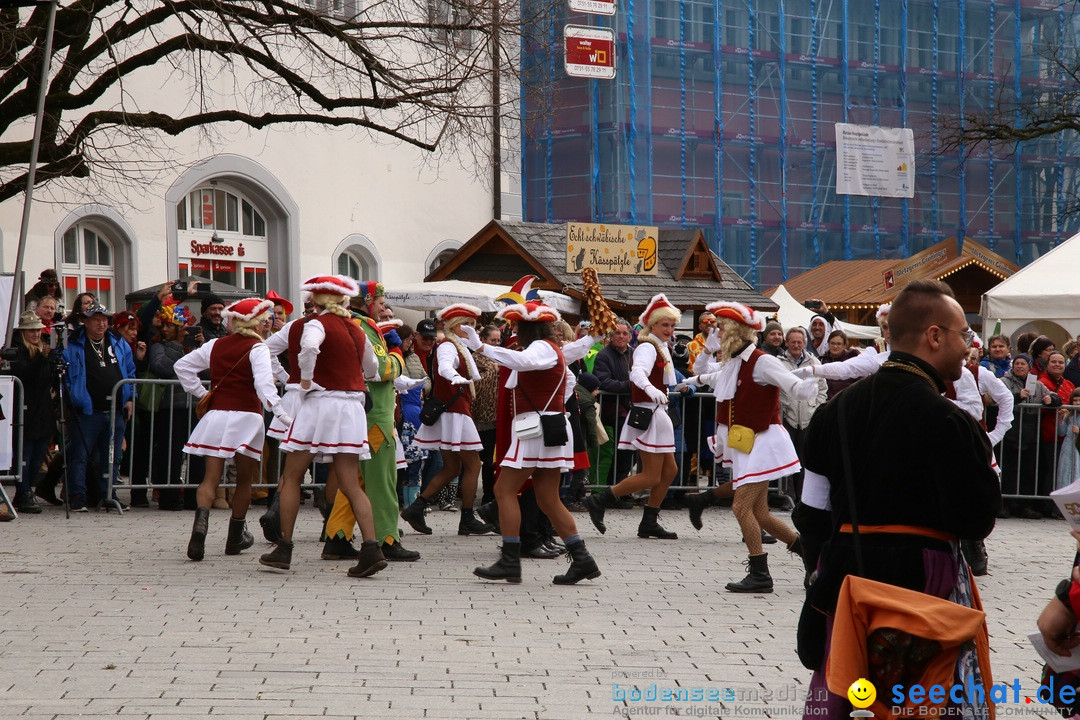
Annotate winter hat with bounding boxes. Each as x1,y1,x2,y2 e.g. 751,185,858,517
1030,336,1055,359
200,294,225,314
1014,353,1033,368
763,320,783,336
577,372,600,393
112,310,139,329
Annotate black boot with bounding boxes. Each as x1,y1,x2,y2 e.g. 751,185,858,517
34,466,62,506
347,540,388,578
552,539,602,585
259,494,281,543
225,517,255,555
458,508,496,536
686,490,717,531
400,495,433,535
725,553,773,593
477,501,500,533
381,539,421,561
13,491,42,514
786,534,803,558
584,488,614,534
187,507,210,561
762,530,777,545
961,539,988,577
321,535,360,560
259,539,294,571
474,541,522,583
637,505,678,539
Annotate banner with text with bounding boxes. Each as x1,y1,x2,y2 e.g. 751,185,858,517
564,26,616,79
835,123,915,198
566,223,658,275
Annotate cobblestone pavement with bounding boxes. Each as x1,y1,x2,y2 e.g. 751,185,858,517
0,500,1071,719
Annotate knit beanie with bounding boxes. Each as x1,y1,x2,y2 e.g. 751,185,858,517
763,320,783,336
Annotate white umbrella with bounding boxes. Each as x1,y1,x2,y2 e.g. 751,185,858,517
385,280,581,315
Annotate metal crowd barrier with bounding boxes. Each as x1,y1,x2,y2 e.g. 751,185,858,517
102,377,321,515
995,401,1080,503
0,375,26,518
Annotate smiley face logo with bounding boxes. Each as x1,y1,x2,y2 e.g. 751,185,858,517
847,678,876,709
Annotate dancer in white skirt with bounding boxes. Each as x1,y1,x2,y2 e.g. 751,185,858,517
461,300,601,585
400,304,495,536
259,274,387,578
174,298,293,562
684,301,818,593
585,294,682,540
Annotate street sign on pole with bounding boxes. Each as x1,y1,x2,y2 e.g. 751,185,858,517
568,0,616,16
563,25,616,79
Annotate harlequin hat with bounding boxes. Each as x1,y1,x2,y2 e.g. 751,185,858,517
497,300,561,325
265,290,293,315
875,303,891,322
705,301,765,331
640,293,681,329
495,275,541,306
301,274,360,297
223,298,274,323
156,302,186,326
436,303,482,323
358,280,385,307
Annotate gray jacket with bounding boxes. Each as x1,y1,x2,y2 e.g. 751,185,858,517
777,350,827,429
148,341,195,410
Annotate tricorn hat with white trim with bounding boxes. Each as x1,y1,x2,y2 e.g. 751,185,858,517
705,301,766,331
497,300,561,325
640,293,681,328
223,298,274,323
300,274,360,298
436,304,482,322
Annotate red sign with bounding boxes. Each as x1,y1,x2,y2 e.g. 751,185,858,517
191,259,211,272
212,260,236,273
564,25,616,79
201,192,214,227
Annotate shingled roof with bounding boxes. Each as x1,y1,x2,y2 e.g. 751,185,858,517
428,220,776,313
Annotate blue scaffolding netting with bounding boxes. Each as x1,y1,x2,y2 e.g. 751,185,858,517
521,0,1080,286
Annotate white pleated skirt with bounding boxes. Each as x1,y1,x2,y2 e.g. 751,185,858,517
395,433,407,469
501,412,574,470
709,423,801,488
413,411,483,452
266,388,302,440
280,391,370,459
184,409,266,460
618,402,676,454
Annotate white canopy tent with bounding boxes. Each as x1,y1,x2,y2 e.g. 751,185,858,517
981,230,1080,344
767,285,881,341
385,280,581,315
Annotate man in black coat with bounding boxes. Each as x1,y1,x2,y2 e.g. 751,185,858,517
592,321,635,489
793,279,1000,715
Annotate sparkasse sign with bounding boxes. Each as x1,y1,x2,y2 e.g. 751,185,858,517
564,25,616,79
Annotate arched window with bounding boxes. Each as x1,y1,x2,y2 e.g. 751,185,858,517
176,183,269,293
61,222,116,310
332,234,381,282
425,240,463,277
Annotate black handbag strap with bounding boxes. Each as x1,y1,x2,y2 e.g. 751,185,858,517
836,392,865,577
424,339,467,406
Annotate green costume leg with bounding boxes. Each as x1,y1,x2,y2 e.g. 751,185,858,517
363,426,400,545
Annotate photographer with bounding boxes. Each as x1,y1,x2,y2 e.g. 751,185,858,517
8,311,58,515
62,304,135,511
801,298,843,357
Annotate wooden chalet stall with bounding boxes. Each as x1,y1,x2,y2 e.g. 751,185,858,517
774,238,1017,327
426,221,776,321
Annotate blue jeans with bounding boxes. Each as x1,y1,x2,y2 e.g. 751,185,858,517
19,437,50,495
68,411,125,508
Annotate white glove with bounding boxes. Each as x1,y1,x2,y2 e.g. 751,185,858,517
451,376,472,386
703,327,722,353
271,404,293,427
790,366,815,379
460,324,482,351
393,376,426,395
645,385,669,405
681,375,702,388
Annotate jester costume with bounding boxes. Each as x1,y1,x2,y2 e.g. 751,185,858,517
322,282,419,561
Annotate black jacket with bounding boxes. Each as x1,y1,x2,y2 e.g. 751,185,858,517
9,344,57,441
592,344,631,425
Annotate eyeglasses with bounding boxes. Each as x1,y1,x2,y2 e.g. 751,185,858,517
936,325,976,347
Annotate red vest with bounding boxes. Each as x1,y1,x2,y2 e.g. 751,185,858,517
631,344,667,404
513,340,566,414
432,340,473,415
715,349,781,432
208,335,261,414
289,313,368,392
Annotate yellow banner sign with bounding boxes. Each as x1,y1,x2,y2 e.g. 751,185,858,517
566,222,659,275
